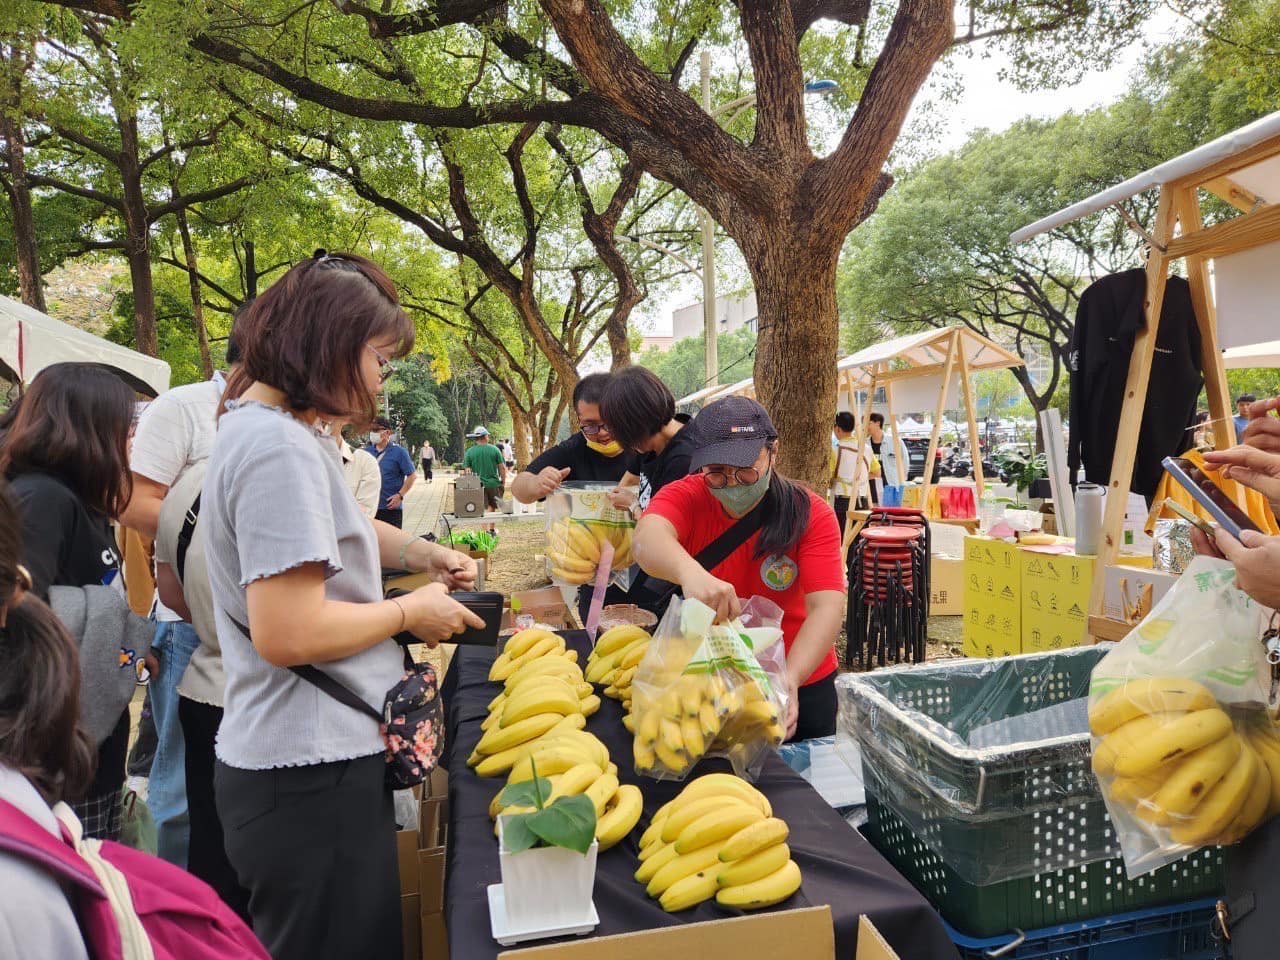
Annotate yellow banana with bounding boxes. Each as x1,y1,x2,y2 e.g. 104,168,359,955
564,649,579,664
619,643,649,671
575,682,594,698
675,805,765,855
549,552,596,575
481,711,501,732
550,565,593,585
566,523,602,563
1142,735,1240,823
635,842,678,884
487,690,507,712
637,708,661,744
488,652,513,682
584,772,620,817
500,678,581,727
1247,729,1280,817
1221,749,1274,843
503,627,560,660
633,738,657,772
585,653,617,684
1113,709,1234,777
640,814,669,849
580,694,601,717
659,868,720,912
667,774,771,818
596,785,643,851
1092,712,1182,777
507,746,599,783
681,715,707,761
717,842,790,888
698,701,723,741
594,625,650,658
536,729,609,768
719,818,790,862
715,859,802,909
546,713,586,738
1171,741,1258,845
474,742,540,778
1107,773,1164,809
547,763,602,802
503,656,583,693
661,796,749,844
1088,678,1218,735
622,714,636,734
647,844,724,898
656,719,688,771
475,712,563,755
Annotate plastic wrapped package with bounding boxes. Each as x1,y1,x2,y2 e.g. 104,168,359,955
838,645,1130,885
630,596,792,782
1152,518,1194,574
1088,556,1278,879
544,482,635,590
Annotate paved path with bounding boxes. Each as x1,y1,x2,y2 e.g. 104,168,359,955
399,470,542,539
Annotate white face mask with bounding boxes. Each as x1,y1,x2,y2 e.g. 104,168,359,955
369,432,382,444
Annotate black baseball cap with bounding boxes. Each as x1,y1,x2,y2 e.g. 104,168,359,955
688,396,778,471
1237,394,1256,404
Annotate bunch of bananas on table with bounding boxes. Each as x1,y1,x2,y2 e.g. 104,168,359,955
1089,677,1280,845
546,517,634,586
584,624,651,719
632,673,785,779
467,630,600,777
486,729,644,851
634,774,802,912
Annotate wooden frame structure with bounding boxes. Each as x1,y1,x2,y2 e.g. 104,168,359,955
1010,110,1280,639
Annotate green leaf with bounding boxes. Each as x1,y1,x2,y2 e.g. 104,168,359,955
499,776,554,810
499,813,539,854
524,795,598,855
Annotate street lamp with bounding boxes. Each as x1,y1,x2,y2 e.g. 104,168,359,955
697,50,837,388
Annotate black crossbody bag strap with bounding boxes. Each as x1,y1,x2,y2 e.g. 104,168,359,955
226,614,385,724
175,493,201,584
632,500,768,605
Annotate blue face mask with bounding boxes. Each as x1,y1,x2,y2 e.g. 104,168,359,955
709,469,771,516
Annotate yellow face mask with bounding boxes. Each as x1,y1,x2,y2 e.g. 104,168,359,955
586,437,623,457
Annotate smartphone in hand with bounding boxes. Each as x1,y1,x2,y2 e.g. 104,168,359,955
1160,456,1260,540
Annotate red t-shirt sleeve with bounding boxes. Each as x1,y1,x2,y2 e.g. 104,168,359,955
644,474,702,542
796,492,846,595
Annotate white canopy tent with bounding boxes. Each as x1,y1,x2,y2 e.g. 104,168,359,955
1223,339,1280,369
1011,109,1280,635
0,294,170,396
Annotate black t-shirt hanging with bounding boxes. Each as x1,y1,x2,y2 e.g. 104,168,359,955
525,432,637,486
8,471,124,600
634,420,697,512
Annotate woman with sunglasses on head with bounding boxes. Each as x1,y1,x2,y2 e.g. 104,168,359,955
632,397,846,742
0,363,154,842
203,251,483,960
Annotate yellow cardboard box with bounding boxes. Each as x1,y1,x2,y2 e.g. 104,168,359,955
962,537,1021,657
1020,548,1094,652
929,556,963,616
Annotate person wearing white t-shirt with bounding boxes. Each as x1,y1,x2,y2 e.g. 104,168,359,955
118,340,239,869
830,411,872,539
336,424,380,517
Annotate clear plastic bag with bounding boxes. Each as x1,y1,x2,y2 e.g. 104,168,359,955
1088,555,1279,878
630,596,792,782
544,482,635,591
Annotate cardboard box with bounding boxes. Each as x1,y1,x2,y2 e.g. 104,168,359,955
453,484,486,518
857,916,902,960
418,768,449,960
962,537,1021,658
929,556,963,616
498,905,836,959
1101,565,1179,624
1020,548,1094,652
401,894,422,960
502,586,571,631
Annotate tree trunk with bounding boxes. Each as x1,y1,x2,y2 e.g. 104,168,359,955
509,404,532,469
0,110,46,313
747,239,842,491
244,239,257,301
117,118,157,356
175,206,213,378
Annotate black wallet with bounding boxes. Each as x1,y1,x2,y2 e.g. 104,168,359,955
386,589,504,647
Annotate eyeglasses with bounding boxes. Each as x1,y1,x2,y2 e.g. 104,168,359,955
702,466,762,489
366,344,397,383
580,422,608,437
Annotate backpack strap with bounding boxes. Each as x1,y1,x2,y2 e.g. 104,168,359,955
0,797,105,897
175,492,201,584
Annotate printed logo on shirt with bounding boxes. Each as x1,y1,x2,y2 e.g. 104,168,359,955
760,554,798,592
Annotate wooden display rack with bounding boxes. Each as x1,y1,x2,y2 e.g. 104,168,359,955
1011,110,1280,640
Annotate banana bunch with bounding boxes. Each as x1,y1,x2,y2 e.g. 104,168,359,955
1089,677,1280,845
632,674,785,779
488,627,581,683
585,624,651,722
486,729,645,851
546,518,634,586
634,774,802,912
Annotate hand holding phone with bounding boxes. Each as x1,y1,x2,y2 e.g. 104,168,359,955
1160,457,1260,541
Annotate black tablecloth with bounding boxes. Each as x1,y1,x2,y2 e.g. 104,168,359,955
441,632,959,959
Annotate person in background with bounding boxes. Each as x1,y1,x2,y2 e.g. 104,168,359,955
334,421,380,518
1192,410,1211,449
463,426,507,512
420,438,436,482
1235,394,1257,443
203,251,482,960
116,338,241,869
364,415,417,528
0,363,152,841
830,411,871,538
867,412,892,503
501,437,516,472
511,373,638,503
600,365,694,518
633,397,845,741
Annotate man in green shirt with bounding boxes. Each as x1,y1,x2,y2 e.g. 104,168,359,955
463,426,507,511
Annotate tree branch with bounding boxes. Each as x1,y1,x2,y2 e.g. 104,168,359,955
739,0,807,157
148,175,258,223
331,0,505,39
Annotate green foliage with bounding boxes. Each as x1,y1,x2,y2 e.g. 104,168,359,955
497,769,597,855
636,328,758,402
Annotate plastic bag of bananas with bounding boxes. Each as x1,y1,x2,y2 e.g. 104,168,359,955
1088,556,1280,877
630,597,792,783
544,483,636,590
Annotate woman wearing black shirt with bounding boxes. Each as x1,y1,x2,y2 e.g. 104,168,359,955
0,363,143,840
600,366,696,515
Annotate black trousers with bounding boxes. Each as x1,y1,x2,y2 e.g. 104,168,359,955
375,508,403,528
833,496,850,540
422,459,433,481
179,696,250,921
215,754,400,960
790,670,838,742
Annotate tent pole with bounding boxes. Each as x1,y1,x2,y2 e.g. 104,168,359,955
842,374,878,560
1088,188,1177,628
957,339,985,495
921,330,959,514
885,376,906,489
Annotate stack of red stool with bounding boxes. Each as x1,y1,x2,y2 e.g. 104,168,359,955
846,508,930,668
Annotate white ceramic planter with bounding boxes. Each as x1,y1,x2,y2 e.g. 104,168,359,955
497,820,598,931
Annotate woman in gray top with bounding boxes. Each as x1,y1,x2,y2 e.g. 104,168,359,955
203,252,482,960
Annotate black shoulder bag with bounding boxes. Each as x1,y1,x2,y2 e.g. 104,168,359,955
626,501,767,615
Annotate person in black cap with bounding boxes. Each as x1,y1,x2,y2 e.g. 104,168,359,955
634,396,845,741
1235,394,1258,443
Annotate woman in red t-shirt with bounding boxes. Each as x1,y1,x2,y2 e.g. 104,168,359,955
634,397,846,741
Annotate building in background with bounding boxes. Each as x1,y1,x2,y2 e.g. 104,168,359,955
640,335,675,354
671,291,758,342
